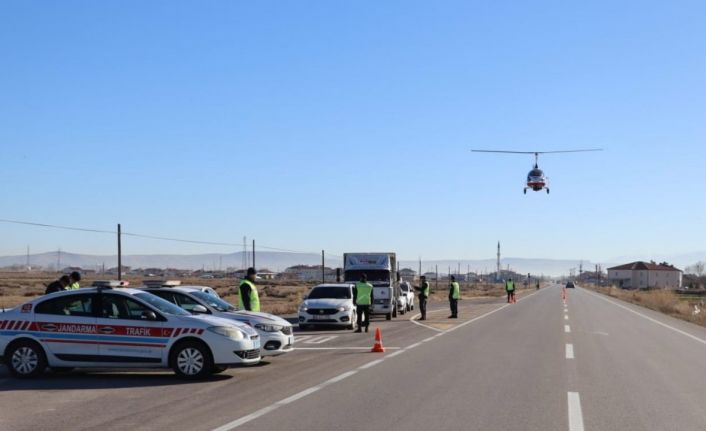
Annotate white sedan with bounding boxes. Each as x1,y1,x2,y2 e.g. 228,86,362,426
0,282,261,379
141,284,294,357
298,284,356,330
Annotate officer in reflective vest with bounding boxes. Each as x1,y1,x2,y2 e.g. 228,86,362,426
353,274,373,333
505,278,516,304
414,275,430,321
68,271,81,290
448,275,460,318
239,267,261,312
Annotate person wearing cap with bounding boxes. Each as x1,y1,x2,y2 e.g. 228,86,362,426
413,275,430,320
448,275,460,318
68,271,81,290
353,273,373,333
505,278,516,304
239,268,261,312
45,275,71,294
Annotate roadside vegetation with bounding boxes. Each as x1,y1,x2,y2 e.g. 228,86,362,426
0,271,530,315
587,284,706,328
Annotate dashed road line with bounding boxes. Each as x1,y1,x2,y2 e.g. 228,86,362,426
564,315,569,320
567,392,585,431
565,344,574,359
565,325,571,333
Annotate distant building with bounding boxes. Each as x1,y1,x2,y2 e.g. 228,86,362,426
283,265,336,281
607,261,682,289
399,268,417,281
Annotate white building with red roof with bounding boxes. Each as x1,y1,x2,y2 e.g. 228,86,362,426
607,261,682,289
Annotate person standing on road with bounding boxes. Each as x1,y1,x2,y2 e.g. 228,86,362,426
45,275,70,294
353,274,373,333
505,278,516,304
414,275,430,320
448,275,460,318
239,267,261,312
68,271,81,290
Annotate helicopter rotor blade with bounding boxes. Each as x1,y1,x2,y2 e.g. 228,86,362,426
471,149,602,155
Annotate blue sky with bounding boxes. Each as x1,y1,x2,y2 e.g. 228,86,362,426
1,0,705,263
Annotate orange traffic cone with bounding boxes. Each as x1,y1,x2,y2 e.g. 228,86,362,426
371,328,385,353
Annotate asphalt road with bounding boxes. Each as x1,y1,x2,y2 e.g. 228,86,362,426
3,285,706,430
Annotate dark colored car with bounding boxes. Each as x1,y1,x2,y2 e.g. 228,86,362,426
566,281,576,288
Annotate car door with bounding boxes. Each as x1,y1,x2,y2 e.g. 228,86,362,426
95,293,165,363
33,293,98,361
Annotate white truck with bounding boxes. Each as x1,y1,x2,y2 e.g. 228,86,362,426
343,253,399,320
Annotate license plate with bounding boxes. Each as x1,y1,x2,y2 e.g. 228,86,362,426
312,315,328,320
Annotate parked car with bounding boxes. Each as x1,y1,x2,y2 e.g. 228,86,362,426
298,284,356,330
140,282,294,357
399,281,415,311
396,291,408,315
566,281,576,289
0,281,261,379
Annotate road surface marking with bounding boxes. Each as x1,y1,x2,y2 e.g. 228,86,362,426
565,325,571,333
303,335,338,344
586,289,706,347
386,350,405,359
405,342,423,350
565,344,574,359
212,288,545,431
294,347,401,351
293,335,311,343
567,392,585,431
324,370,357,384
565,315,569,320
422,336,436,343
358,359,384,370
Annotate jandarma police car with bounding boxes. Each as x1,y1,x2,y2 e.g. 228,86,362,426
0,281,261,379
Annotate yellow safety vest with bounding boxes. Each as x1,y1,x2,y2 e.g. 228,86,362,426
422,281,430,297
239,279,260,312
68,282,80,290
506,281,515,292
450,282,460,299
355,282,373,305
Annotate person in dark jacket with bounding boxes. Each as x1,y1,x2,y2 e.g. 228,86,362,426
45,275,70,294
414,276,431,320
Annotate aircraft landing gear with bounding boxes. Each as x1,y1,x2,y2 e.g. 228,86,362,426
523,188,527,195
546,188,550,194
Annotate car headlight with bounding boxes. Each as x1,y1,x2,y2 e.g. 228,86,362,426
299,304,308,312
254,323,285,332
207,326,245,340
337,306,352,312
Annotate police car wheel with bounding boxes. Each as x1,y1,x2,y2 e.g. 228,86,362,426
171,341,213,380
7,340,47,378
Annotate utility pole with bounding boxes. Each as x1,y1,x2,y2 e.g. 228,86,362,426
252,239,256,270
57,247,61,272
418,257,422,281
435,265,438,291
117,223,122,281
242,236,247,270
496,241,501,282
321,250,325,283
26,245,30,271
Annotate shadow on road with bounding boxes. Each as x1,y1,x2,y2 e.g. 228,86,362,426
0,365,233,391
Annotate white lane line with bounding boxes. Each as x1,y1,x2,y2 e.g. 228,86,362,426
567,392,585,431
304,335,338,344
358,359,385,370
323,370,357,384
405,342,423,350
585,289,706,347
565,325,571,333
294,347,401,351
277,386,321,405
386,350,405,359
409,317,444,332
293,335,311,343
212,289,546,431
565,315,569,320
422,336,436,343
565,344,574,359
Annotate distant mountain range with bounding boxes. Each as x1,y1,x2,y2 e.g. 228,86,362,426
1,250,703,276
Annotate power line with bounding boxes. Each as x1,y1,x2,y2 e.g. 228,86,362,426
0,217,341,256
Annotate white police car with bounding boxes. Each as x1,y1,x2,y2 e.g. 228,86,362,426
299,284,357,330
0,281,261,379
140,282,294,357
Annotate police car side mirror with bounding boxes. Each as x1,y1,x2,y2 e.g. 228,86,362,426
192,305,208,314
141,311,158,321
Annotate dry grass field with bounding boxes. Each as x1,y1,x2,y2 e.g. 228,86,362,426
0,271,526,315
587,285,706,328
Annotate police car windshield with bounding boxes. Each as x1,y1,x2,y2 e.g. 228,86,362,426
308,286,351,299
134,292,191,316
191,291,235,312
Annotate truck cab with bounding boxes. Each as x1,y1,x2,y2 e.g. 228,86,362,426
343,253,399,320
